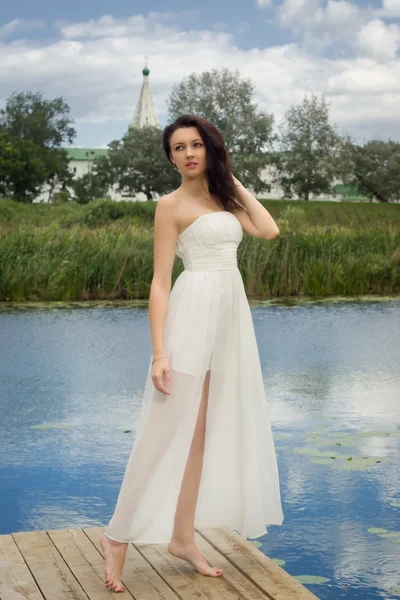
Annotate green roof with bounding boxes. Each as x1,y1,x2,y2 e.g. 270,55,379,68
331,184,360,195
65,148,108,161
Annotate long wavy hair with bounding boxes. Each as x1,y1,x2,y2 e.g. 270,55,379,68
162,114,244,212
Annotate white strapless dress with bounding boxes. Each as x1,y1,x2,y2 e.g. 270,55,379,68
104,210,284,543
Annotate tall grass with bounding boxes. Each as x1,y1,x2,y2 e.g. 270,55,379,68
0,199,399,301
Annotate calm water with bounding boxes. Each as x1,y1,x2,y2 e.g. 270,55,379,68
0,300,399,600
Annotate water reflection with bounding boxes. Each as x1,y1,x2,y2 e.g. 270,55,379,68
0,300,399,600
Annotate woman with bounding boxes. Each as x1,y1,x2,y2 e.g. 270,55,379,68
100,114,284,593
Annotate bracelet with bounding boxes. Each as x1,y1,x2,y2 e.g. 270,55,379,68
152,354,168,364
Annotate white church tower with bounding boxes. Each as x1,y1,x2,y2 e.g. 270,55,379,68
132,58,159,128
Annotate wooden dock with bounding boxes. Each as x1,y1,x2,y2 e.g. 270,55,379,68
0,526,319,599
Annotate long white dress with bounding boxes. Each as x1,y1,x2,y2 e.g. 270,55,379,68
104,210,284,544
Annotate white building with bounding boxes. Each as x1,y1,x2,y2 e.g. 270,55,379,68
132,63,159,128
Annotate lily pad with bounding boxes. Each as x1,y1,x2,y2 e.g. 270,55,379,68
390,501,400,508
271,558,286,566
30,423,75,430
377,531,400,538
305,436,356,447
356,430,399,438
248,540,263,548
310,458,338,465
368,528,388,534
293,447,343,459
330,457,386,471
387,587,400,596
293,575,330,584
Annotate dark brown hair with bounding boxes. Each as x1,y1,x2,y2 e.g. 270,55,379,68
162,114,243,212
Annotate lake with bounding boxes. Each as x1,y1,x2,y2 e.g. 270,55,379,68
0,299,399,599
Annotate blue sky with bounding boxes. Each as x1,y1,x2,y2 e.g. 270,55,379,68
1,0,399,146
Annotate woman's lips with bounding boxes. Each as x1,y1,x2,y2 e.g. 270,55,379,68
185,163,198,168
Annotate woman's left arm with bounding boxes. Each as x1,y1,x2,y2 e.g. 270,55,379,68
232,175,280,240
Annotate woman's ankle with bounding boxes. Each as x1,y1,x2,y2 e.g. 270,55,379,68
102,535,128,548
170,534,196,547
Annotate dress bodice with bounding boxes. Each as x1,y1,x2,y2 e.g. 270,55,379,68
175,211,243,271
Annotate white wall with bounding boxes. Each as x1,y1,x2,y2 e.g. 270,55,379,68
34,159,363,203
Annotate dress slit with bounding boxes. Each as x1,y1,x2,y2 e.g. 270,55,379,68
172,367,212,535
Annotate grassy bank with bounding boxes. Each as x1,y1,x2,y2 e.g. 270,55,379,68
1,199,399,301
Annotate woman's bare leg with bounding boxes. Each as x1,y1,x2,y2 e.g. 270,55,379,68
168,370,223,577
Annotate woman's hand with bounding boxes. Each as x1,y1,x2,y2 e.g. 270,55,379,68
232,174,242,187
151,357,171,395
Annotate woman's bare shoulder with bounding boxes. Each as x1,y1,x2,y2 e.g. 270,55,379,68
156,192,180,213
154,193,181,235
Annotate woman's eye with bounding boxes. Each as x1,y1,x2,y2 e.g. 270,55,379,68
175,143,201,150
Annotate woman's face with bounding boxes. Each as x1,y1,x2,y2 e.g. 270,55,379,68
169,126,207,177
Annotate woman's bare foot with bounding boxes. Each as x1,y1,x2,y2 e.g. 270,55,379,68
168,538,223,577
100,534,128,592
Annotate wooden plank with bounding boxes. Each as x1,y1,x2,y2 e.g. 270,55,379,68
12,530,88,600
48,529,124,599
127,528,277,600
2,526,322,600
0,534,44,600
196,527,320,600
84,526,180,600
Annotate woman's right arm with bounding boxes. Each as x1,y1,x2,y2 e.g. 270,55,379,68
149,196,179,394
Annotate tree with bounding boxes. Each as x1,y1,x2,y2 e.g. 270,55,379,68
167,67,274,193
0,130,46,201
93,125,180,200
0,91,76,202
346,140,400,203
71,171,108,204
272,94,344,200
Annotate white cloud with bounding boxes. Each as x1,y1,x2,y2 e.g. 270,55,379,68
256,0,273,7
0,18,45,38
377,0,400,18
276,0,376,49
0,13,399,144
355,18,400,61
327,59,400,94
57,12,199,40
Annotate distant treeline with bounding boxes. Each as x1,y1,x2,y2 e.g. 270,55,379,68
1,69,400,205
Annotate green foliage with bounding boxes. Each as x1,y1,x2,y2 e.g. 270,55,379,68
0,131,46,202
167,67,274,192
81,199,131,227
347,140,400,203
71,171,108,204
0,91,75,147
279,205,306,228
93,125,180,199
52,191,71,205
0,91,75,202
80,199,156,228
272,94,344,200
0,200,399,302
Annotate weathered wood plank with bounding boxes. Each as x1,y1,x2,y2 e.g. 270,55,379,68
0,534,44,600
1,526,321,600
196,526,320,600
12,530,88,600
84,526,180,600
48,529,122,599
128,527,276,600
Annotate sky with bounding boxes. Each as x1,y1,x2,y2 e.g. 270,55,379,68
0,0,399,147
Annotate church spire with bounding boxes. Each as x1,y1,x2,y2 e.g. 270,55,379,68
132,56,159,128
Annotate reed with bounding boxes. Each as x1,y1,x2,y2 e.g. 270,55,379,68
0,199,399,301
